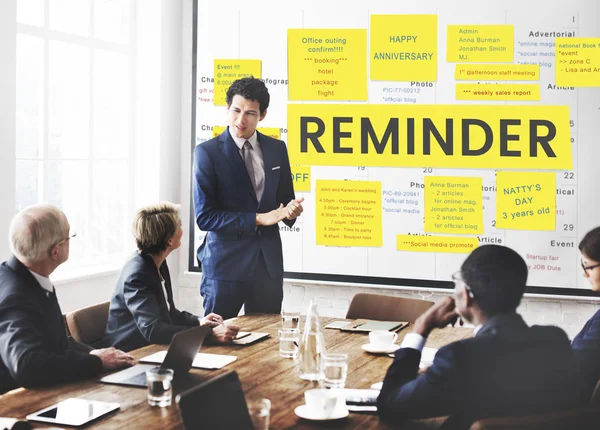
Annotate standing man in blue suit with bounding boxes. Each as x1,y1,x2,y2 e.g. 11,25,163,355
193,77,303,319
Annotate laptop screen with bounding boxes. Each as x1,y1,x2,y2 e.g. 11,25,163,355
177,371,253,430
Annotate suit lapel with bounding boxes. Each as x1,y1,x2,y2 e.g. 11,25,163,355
220,128,258,203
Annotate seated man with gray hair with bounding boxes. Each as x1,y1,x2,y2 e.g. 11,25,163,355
0,204,134,394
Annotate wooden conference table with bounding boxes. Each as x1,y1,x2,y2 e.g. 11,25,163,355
0,314,472,429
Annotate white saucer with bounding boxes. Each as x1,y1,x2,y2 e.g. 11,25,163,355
294,405,349,421
361,343,400,354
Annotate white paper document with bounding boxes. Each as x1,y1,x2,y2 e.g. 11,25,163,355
140,351,237,369
338,388,380,412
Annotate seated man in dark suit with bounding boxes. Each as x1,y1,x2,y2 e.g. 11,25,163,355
377,245,576,430
0,205,134,394
100,202,239,352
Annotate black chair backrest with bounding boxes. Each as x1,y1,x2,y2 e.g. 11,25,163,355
176,371,253,430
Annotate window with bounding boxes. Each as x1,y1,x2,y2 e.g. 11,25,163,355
16,0,136,277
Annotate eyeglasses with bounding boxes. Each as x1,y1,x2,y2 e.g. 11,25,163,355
50,232,77,251
452,272,475,299
581,260,600,273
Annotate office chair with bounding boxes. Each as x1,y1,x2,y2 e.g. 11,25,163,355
346,293,434,323
65,301,110,345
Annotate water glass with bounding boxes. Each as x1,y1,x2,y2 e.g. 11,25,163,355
281,310,300,330
247,398,271,430
146,367,174,407
321,353,348,388
278,328,299,358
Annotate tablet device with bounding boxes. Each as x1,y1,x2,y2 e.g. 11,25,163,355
26,398,119,427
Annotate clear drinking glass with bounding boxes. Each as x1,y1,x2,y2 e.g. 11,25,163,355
146,367,174,407
247,398,271,430
321,353,348,388
278,328,300,358
281,310,300,330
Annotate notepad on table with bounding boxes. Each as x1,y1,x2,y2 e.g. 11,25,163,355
140,351,237,370
340,319,408,333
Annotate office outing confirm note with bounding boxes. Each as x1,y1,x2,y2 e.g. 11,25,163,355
370,15,437,82
496,172,556,231
555,38,600,87
425,176,483,234
288,29,367,100
316,180,382,247
447,25,514,62
213,60,261,106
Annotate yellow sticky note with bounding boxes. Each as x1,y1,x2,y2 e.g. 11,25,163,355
456,84,540,101
556,38,600,87
447,25,514,63
213,60,262,106
212,126,226,138
212,126,280,140
370,15,437,82
496,172,556,230
288,29,367,101
291,166,311,192
316,180,382,247
455,64,539,81
424,176,483,234
396,235,478,254
287,104,572,171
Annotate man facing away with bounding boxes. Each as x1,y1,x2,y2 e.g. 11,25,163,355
377,245,577,430
193,77,304,319
0,204,134,394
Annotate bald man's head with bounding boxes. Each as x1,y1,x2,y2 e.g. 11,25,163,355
9,205,70,265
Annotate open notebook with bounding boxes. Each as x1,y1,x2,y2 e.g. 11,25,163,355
340,319,409,333
140,351,237,370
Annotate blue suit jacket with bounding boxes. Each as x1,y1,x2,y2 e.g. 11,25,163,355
377,313,577,430
193,129,295,281
100,253,200,352
572,309,600,400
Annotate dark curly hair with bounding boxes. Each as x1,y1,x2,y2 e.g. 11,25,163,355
460,245,528,316
225,76,270,114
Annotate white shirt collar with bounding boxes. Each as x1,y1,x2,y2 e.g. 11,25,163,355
472,324,483,336
28,269,54,293
229,129,259,151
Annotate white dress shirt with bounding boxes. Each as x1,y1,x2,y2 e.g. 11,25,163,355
400,323,483,352
28,269,54,294
230,130,265,200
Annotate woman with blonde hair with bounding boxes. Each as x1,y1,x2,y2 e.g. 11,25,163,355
100,202,238,351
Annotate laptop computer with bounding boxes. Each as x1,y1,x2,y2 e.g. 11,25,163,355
176,371,253,430
99,325,211,388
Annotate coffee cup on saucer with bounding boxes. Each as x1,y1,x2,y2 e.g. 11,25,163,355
368,330,398,350
302,389,345,418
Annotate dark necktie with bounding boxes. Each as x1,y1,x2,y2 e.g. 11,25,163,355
241,141,257,196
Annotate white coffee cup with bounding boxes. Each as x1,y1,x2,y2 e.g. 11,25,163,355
369,330,398,349
304,389,343,417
